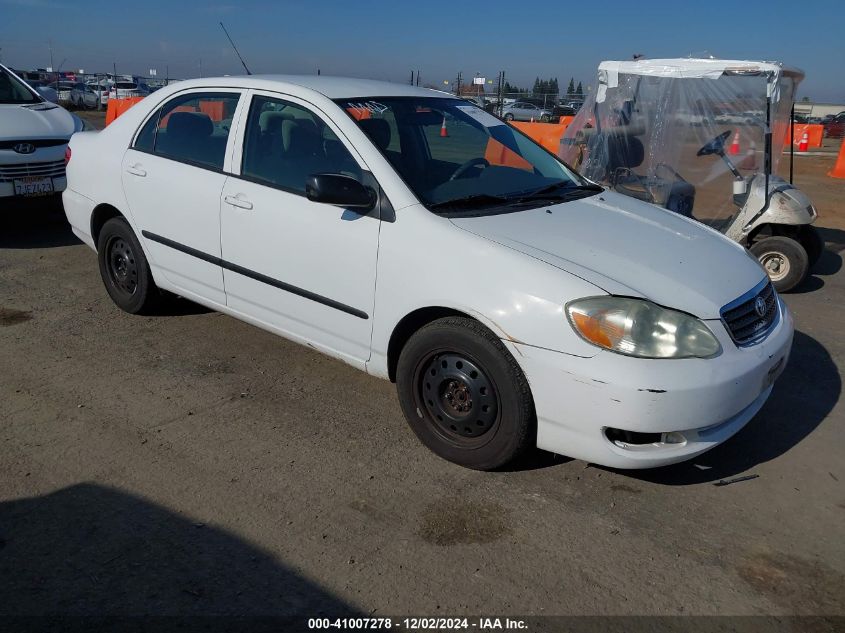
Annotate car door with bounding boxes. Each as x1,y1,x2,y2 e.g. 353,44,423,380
220,91,380,367
121,89,243,305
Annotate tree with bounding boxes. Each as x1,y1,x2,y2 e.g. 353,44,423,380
567,77,575,98
575,81,583,98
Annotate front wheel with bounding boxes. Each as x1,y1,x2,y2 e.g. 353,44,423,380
540,114,550,123
97,217,161,314
396,317,535,470
750,236,809,293
503,113,514,121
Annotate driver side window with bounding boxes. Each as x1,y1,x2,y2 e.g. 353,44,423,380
241,95,361,195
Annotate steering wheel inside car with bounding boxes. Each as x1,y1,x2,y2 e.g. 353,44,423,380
697,130,732,156
449,158,490,181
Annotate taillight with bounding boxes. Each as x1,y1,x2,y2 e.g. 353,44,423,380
64,146,72,164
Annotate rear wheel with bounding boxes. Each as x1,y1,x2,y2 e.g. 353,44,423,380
396,317,535,470
798,225,824,268
504,113,514,122
97,217,161,314
750,236,809,293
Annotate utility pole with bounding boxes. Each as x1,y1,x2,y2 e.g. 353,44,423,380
455,71,462,97
49,40,54,72
416,70,420,87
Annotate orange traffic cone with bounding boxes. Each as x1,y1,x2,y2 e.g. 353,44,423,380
829,139,845,179
739,140,757,170
729,130,741,155
440,116,448,137
798,131,809,152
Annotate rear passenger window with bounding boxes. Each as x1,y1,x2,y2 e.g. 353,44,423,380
241,95,361,194
134,92,240,170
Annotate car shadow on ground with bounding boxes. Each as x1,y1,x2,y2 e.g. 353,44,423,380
605,330,840,486
0,198,81,249
0,483,359,625
793,226,844,293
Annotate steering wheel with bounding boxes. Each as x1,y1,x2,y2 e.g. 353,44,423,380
449,157,490,181
697,130,732,156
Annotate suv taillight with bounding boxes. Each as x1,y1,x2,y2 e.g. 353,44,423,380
64,146,72,164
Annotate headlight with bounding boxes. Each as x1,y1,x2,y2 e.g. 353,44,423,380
566,297,721,359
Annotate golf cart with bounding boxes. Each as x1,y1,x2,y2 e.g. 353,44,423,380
559,58,820,292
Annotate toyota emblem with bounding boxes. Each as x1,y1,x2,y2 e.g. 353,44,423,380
754,296,767,318
13,142,36,154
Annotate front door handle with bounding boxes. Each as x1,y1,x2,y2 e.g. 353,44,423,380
126,163,146,177
224,194,253,210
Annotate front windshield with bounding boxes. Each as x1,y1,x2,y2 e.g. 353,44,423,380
335,96,589,210
0,67,42,104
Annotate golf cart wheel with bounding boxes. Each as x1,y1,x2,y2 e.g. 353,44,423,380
540,114,550,123
395,317,535,470
97,217,161,314
799,225,824,268
750,236,809,293
504,113,514,122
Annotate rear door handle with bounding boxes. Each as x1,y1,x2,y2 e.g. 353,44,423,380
126,164,146,177
224,194,253,210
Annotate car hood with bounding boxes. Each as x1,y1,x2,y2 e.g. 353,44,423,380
449,190,766,319
0,103,75,140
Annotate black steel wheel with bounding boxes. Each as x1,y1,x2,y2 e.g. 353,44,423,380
396,316,535,470
97,216,161,314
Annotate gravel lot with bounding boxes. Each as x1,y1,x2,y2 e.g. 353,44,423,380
1,117,843,625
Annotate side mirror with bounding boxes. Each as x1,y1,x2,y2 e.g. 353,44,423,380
305,173,375,210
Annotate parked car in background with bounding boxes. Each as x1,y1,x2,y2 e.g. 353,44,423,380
24,80,57,103
550,104,576,121
109,81,150,100
823,112,845,138
0,63,86,200
56,81,75,103
63,75,792,471
87,81,111,105
502,101,553,122
70,82,100,109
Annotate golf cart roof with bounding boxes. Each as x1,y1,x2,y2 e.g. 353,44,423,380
598,58,804,81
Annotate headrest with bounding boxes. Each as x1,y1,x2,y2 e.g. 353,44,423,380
167,112,213,141
259,110,293,135
359,118,391,151
605,134,645,171
281,119,320,153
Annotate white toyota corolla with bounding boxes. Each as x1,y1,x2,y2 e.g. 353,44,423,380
63,76,793,470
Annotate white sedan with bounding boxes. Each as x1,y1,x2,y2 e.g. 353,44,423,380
63,75,793,470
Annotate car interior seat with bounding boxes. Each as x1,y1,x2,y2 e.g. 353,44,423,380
159,112,219,166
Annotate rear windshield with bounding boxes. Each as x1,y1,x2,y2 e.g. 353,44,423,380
0,67,42,104
115,82,137,89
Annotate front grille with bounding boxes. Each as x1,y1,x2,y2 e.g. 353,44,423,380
0,160,66,183
721,281,778,345
0,139,68,150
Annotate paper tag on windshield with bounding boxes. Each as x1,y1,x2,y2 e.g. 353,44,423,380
455,105,505,128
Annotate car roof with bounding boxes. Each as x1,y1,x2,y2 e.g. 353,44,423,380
162,74,453,100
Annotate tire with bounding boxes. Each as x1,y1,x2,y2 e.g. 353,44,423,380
504,113,514,121
749,236,809,293
396,317,535,470
540,115,550,123
97,217,161,314
799,225,824,268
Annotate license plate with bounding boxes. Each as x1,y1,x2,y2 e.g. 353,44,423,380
14,177,54,197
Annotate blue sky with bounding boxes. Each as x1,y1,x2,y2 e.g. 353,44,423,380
1,0,843,102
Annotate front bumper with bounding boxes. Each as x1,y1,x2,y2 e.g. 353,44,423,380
508,297,794,469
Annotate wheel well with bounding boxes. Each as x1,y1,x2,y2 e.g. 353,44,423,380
386,307,474,382
747,222,801,246
90,204,123,249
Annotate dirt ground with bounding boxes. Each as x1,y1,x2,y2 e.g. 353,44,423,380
1,112,843,627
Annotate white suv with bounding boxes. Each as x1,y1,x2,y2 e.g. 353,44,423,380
0,64,85,199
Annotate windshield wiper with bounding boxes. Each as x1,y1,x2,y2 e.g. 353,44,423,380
525,181,604,199
428,193,511,211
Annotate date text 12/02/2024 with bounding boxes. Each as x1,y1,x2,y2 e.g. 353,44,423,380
307,617,528,630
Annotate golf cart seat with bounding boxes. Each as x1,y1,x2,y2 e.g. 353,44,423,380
605,135,696,218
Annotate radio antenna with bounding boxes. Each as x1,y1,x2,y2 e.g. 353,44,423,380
219,22,252,75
